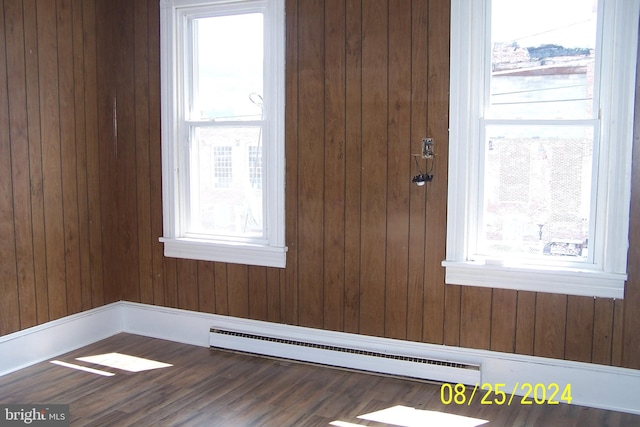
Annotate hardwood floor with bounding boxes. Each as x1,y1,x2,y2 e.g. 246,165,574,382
0,334,637,426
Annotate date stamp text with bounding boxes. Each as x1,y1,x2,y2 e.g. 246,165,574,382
440,383,573,405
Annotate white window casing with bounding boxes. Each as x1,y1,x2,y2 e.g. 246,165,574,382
159,0,286,268
444,0,639,298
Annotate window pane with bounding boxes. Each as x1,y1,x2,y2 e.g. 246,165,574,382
490,0,598,119
193,13,263,120
190,127,263,239
479,125,593,261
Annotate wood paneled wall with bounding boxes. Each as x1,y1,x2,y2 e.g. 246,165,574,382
0,0,106,335
1,0,639,371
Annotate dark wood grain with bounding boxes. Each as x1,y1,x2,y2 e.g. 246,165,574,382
0,0,640,373
58,0,83,316
384,0,412,341
323,0,347,333
460,286,492,350
0,0,20,336
443,284,461,346
197,261,215,314
407,0,429,343
248,265,268,321
227,264,249,318
177,259,198,312
534,293,567,359
81,0,106,310
296,0,325,329
612,298,625,366
592,298,614,365
284,0,300,327
423,0,450,346
359,0,388,338
490,289,517,353
38,0,68,320
133,0,153,306
5,0,36,330
565,296,595,363
214,263,229,316
343,0,362,335
1,334,638,427
515,291,536,355
71,0,92,313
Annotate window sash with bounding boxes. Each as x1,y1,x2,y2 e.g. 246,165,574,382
183,122,268,244
471,120,600,269
160,0,286,268
444,0,637,298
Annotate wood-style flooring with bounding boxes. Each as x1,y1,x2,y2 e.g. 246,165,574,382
0,334,638,426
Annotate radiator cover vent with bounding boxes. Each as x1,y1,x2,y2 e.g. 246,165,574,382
209,327,481,384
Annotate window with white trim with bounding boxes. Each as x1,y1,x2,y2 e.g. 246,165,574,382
444,0,638,298
159,0,286,268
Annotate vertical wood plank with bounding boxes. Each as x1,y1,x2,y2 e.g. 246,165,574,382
248,266,268,321
71,0,92,312
114,0,139,303
323,0,346,332
227,264,249,318
443,285,461,346
23,0,49,325
490,289,517,353
343,0,362,334
284,0,299,326
459,286,492,350
134,0,153,305
564,295,594,363
359,0,388,337
147,0,164,307
267,268,281,322
57,0,83,315
96,0,119,303
515,291,536,355
197,261,215,314
37,0,68,320
407,0,428,343
177,259,198,311
592,298,614,365
383,0,411,340
423,0,449,344
296,0,325,329
214,263,229,315
0,0,20,335
5,0,37,330
611,298,624,366
164,258,178,308
82,0,105,308
534,293,567,359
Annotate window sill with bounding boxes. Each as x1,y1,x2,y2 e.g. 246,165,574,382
160,237,287,268
441,260,625,299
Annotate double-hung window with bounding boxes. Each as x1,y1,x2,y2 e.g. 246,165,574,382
444,0,639,298
160,0,286,267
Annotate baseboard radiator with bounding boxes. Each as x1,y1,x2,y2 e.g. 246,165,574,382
209,327,481,385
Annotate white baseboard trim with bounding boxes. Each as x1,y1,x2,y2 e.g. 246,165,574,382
0,303,123,377
2,301,639,416
120,302,640,415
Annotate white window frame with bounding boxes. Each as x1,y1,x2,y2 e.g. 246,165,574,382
444,0,639,298
159,0,286,268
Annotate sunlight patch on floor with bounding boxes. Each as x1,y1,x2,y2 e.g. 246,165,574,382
50,360,115,377
75,353,172,372
331,404,489,427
